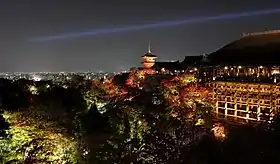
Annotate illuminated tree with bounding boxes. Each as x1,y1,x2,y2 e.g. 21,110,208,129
126,70,149,88
212,123,226,141
91,100,150,163
160,74,214,125
0,111,80,163
92,78,128,102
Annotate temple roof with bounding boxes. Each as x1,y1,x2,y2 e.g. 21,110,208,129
153,61,180,70
208,30,280,65
181,56,204,65
142,52,157,58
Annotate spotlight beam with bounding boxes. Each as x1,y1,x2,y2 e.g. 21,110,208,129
28,8,280,42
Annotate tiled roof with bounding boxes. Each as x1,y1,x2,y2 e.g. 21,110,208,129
142,52,157,57
153,61,181,70
208,31,280,65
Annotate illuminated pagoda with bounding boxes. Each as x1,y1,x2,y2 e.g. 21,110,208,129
141,41,157,74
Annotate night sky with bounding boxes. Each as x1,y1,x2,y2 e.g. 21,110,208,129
1,1,280,72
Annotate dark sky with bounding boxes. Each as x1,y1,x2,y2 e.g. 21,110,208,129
1,0,280,72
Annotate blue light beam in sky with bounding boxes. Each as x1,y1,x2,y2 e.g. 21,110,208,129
28,8,280,42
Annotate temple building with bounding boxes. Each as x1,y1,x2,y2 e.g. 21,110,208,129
139,41,157,74
140,30,280,124
142,42,157,69
193,30,280,124
152,55,206,74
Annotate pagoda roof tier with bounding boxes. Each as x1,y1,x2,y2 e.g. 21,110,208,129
142,52,157,58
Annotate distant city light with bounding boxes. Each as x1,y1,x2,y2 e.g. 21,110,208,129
32,76,41,81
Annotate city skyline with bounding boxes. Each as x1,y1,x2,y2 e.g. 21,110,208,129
1,1,280,72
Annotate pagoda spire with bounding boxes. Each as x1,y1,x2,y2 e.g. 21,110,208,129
148,40,151,53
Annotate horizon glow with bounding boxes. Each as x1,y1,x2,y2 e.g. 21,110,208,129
28,8,280,42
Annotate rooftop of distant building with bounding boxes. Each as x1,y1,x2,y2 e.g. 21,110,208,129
208,29,280,65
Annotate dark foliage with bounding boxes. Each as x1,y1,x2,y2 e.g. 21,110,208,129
0,78,31,111
113,73,129,87
83,104,110,134
0,110,9,137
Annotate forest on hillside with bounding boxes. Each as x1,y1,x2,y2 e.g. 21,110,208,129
0,71,280,164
